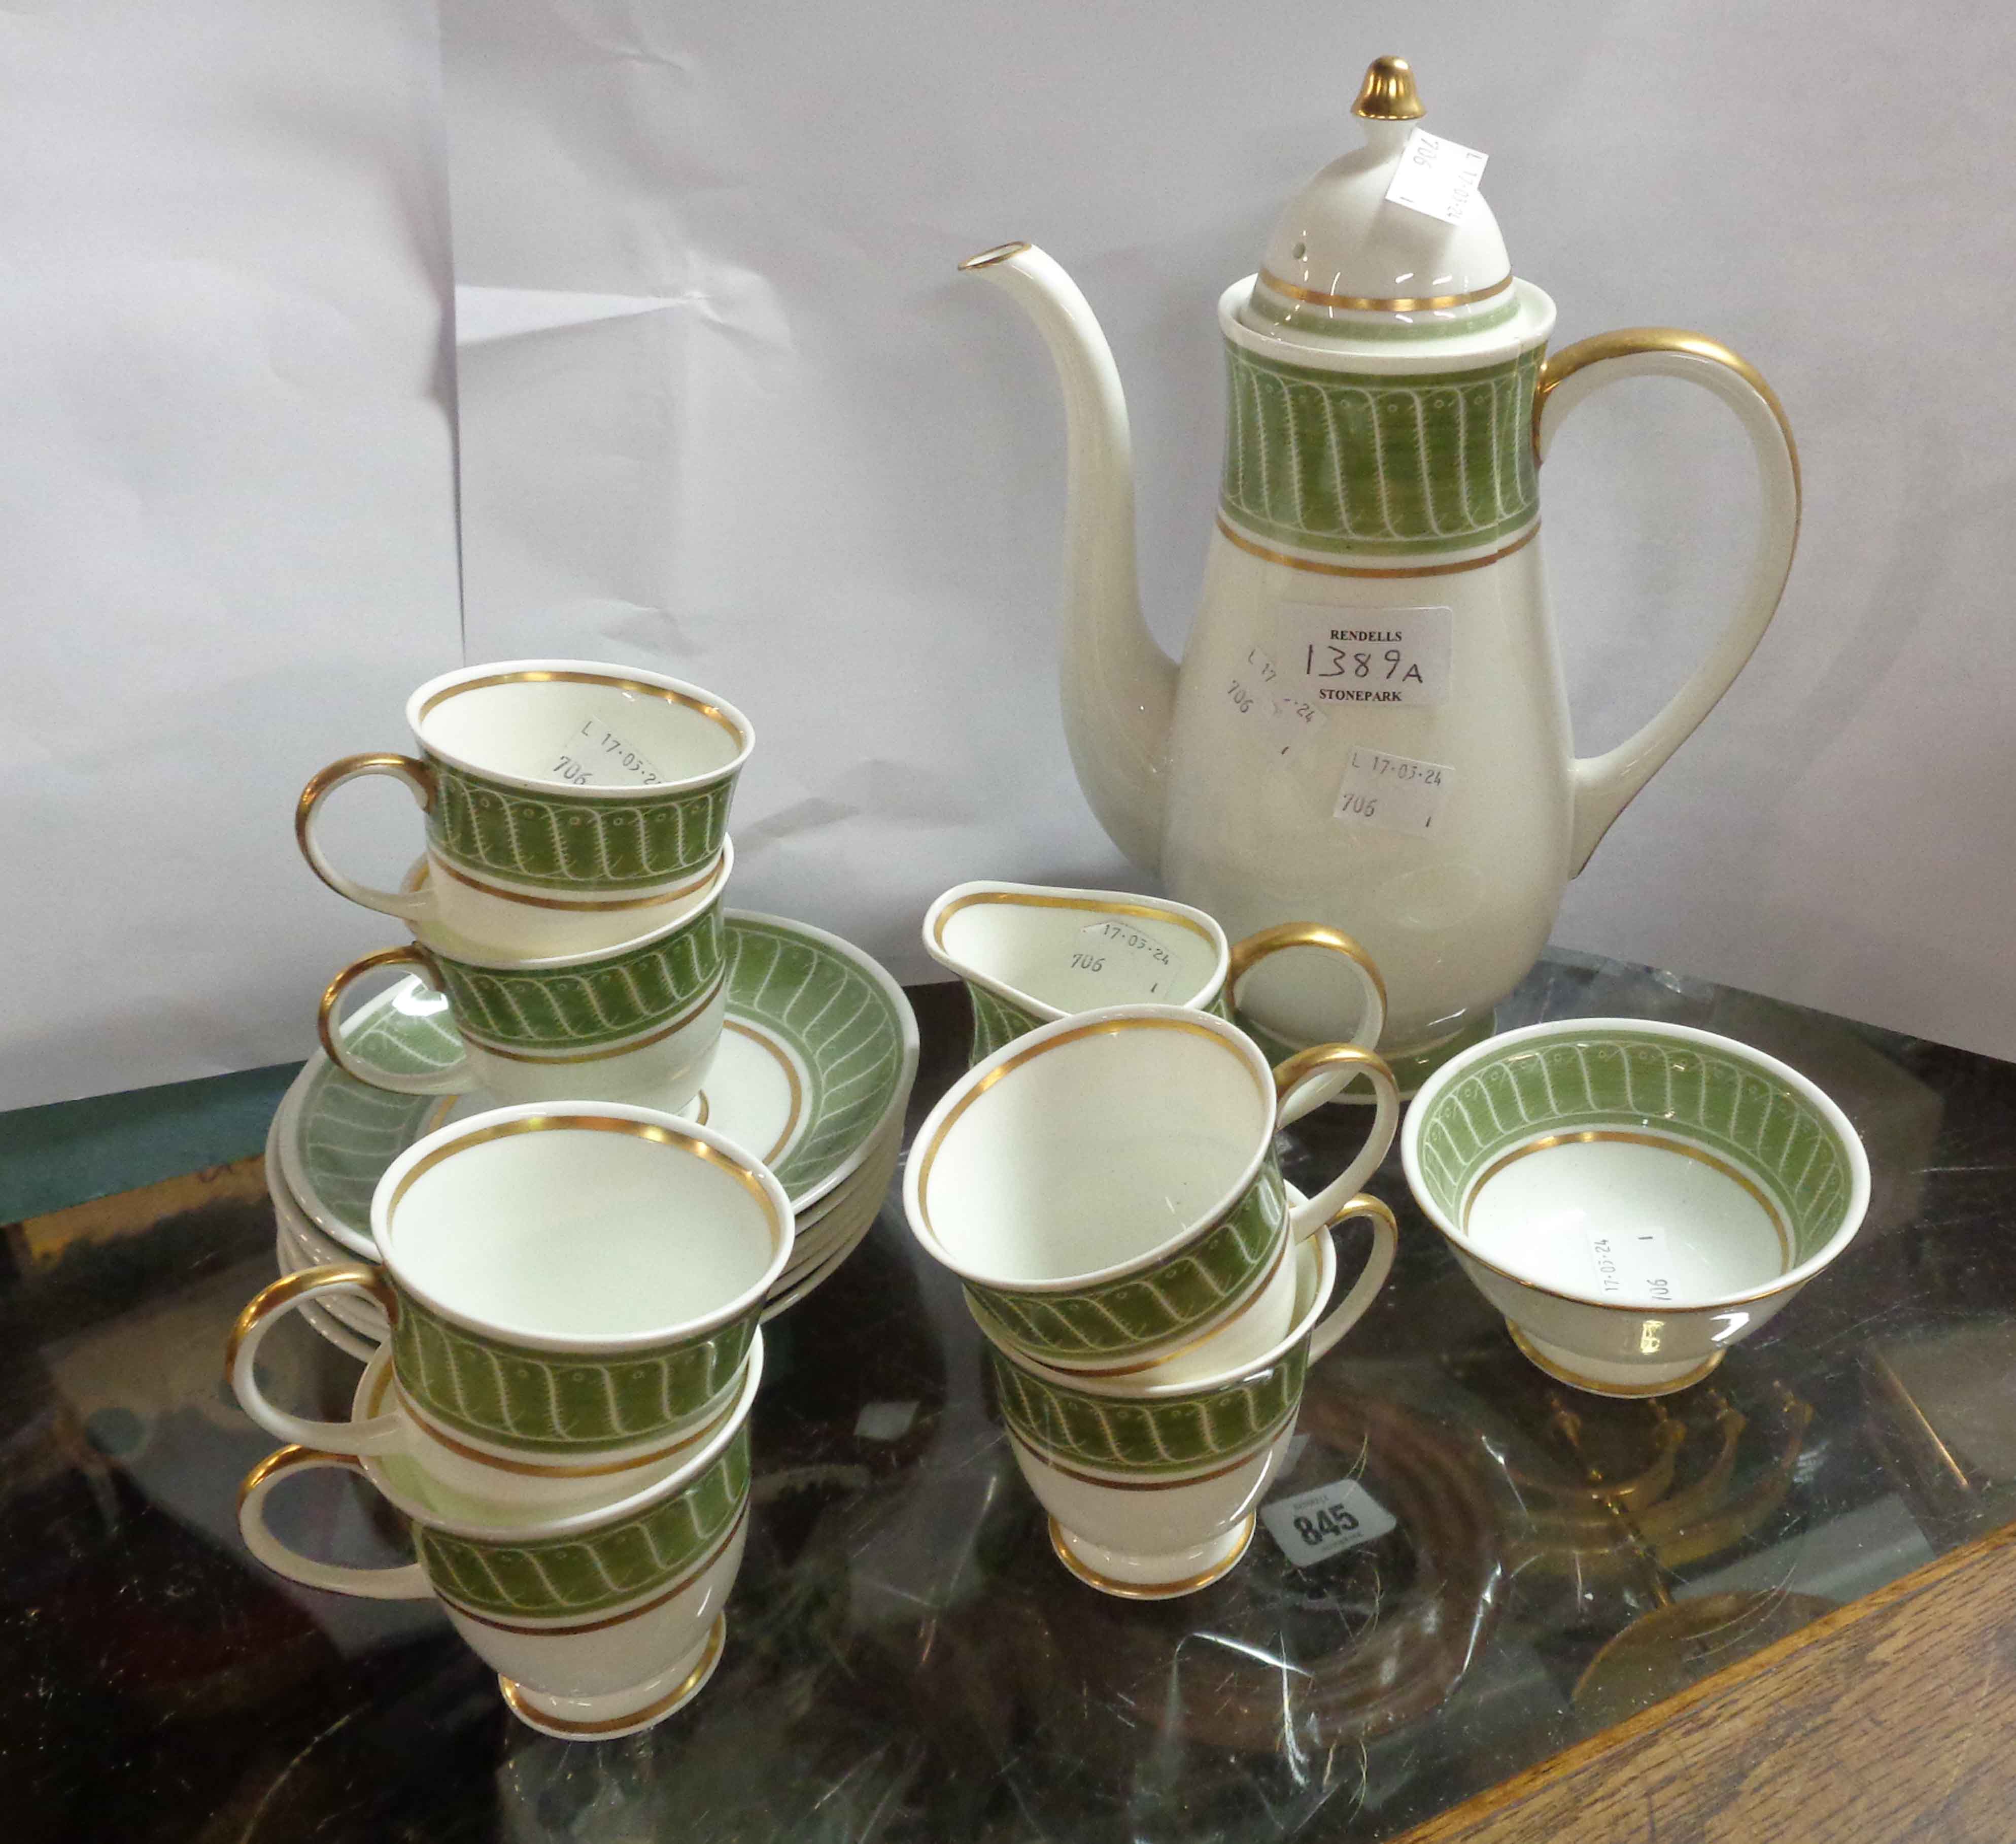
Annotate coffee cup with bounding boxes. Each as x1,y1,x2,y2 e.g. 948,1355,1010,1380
228,1102,792,1480
237,1336,761,1739
986,1220,1390,1595
1402,1018,1871,1397
297,660,753,958
924,880,1385,1071
315,841,731,1109
905,1005,1398,1374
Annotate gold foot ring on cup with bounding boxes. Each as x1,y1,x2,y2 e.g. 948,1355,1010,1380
1047,1514,1255,1599
1508,1324,1725,1399
496,1615,725,1737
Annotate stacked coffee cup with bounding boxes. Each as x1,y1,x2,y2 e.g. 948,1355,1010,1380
903,883,1404,1599
230,662,784,1737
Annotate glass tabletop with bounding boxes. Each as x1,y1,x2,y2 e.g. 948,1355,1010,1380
5,950,2011,1842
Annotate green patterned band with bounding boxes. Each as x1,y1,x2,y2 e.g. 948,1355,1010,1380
416,1424,750,1622
428,759,736,894
1220,341,1542,558
990,1340,1307,1478
1412,1029,1855,1260
390,1285,756,1455
965,1158,1288,1365
431,905,724,1057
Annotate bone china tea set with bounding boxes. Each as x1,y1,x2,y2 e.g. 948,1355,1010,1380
227,56,1868,1731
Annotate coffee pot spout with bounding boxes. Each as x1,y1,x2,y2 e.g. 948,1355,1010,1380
960,242,1175,873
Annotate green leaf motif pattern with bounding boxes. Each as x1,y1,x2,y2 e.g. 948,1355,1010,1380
418,1425,750,1621
1220,342,1543,558
964,982,1045,1065
434,907,724,1054
428,761,735,891
1413,1031,1854,1261
391,1290,755,1454
722,920,908,1198
990,1340,1308,1477
966,1160,1287,1363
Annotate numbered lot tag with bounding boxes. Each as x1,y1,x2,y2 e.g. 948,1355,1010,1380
549,719,667,788
1332,747,1453,838
1384,128,1489,226
1278,605,1451,708
1585,1226,1676,1304
1225,647,1330,759
1068,918,1180,997
1261,1477,1397,1567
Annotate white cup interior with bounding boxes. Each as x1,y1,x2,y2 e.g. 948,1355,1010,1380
940,897,1220,1014
386,1122,776,1340
420,675,745,791
922,1020,1267,1284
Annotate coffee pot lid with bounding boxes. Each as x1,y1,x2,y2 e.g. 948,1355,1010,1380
1242,57,1515,342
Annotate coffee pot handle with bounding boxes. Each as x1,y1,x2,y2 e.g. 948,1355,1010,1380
1534,329,1800,874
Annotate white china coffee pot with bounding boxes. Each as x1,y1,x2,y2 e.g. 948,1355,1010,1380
963,55,1798,1070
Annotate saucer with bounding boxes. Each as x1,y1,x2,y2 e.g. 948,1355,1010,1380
276,911,918,1258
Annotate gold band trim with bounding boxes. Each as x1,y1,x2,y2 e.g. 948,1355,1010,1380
1047,1513,1254,1597
913,1014,1244,1261
498,1614,725,1734
457,971,723,1066
930,888,1218,955
719,1018,804,1166
1009,1426,1283,1493
448,1503,749,1637
1464,1128,1794,1272
1225,921,1387,1019
1508,1324,1726,1399
234,1442,367,1516
226,1265,398,1383
1532,327,1803,515
1256,268,1512,313
958,241,1033,271
1216,515,1539,578
296,754,435,871
417,668,745,752
387,1111,784,1280
433,852,721,912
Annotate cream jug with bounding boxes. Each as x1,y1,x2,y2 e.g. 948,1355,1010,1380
962,55,1799,1073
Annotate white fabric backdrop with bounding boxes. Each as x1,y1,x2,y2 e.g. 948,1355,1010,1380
6,2,2013,1107
0,0,462,1108
441,0,2016,1061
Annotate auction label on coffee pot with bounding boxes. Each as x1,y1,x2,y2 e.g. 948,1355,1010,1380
1278,603,1452,707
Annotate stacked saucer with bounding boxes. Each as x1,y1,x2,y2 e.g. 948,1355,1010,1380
266,908,917,1356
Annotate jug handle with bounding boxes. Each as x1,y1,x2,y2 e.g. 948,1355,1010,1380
1534,329,1801,874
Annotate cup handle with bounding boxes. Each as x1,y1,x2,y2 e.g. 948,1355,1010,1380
226,1266,407,1453
1274,1043,1400,1223
1225,924,1387,1087
1304,1195,1399,1363
295,753,436,922
237,1447,431,1599
318,945,470,1095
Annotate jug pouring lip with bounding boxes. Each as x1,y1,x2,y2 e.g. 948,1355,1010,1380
1219,275,1557,375
921,880,1228,1022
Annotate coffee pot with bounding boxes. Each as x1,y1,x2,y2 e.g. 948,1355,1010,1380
962,55,1798,1075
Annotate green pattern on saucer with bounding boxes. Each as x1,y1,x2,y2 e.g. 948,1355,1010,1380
287,914,913,1246
391,1289,754,1454
430,759,734,892
966,1159,1288,1365
989,1340,1307,1478
433,906,722,1055
416,1425,749,1622
1221,343,1542,558
1412,1028,1855,1259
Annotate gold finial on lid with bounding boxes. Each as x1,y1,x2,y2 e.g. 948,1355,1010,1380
1352,55,1424,121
